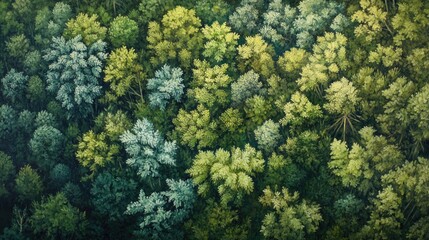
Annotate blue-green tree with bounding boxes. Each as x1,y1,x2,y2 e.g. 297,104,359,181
147,65,185,111
120,118,176,178
1,69,28,104
126,179,195,239
29,126,64,171
43,35,107,118
91,171,137,222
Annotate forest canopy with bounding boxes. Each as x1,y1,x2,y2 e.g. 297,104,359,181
0,0,429,239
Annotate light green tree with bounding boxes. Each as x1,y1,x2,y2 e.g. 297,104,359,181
259,187,322,240
202,22,239,64
189,60,232,108
297,32,349,94
147,6,203,68
103,46,144,103
329,126,404,194
64,13,107,45
173,105,218,149
187,144,264,206
324,78,361,139
237,35,275,78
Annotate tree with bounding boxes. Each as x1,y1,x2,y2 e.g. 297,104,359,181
407,84,429,144
136,0,174,26
329,126,404,194
91,171,137,222
64,13,107,45
29,126,64,171
35,111,57,128
259,0,347,49
185,199,250,240
229,0,261,36
125,179,195,239
259,0,296,48
44,35,107,118
15,165,43,202
195,0,232,25
368,44,402,68
280,91,323,129
34,2,72,47
0,105,18,142
293,0,347,49
0,151,14,197
254,120,281,152
202,22,239,64
297,32,349,93
147,65,185,110
173,105,218,149
231,70,263,105
187,144,264,206
244,95,275,129
324,78,361,139
108,15,138,47
147,6,203,68
120,118,176,178
359,186,403,239
352,0,391,43
76,131,118,173
49,163,71,188
26,76,46,105
377,77,415,139
264,153,306,190
237,35,275,78
1,69,28,104
189,60,232,108
77,111,131,175
103,46,143,103
277,48,309,78
280,131,324,170
259,187,322,240
30,193,87,239
391,0,429,46
6,34,30,60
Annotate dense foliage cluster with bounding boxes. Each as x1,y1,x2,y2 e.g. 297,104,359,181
1,0,429,239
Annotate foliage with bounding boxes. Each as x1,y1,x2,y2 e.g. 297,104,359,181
103,46,143,102
237,35,275,78
108,15,138,48
30,193,87,239
147,65,185,110
147,6,203,68
202,22,239,64
1,69,28,104
120,118,176,178
254,120,281,152
259,187,322,240
189,60,232,108
15,165,43,202
187,144,264,206
64,13,107,45
29,126,64,171
91,171,137,221
297,32,348,93
44,35,107,118
125,179,195,239
173,105,218,149
0,151,14,197
329,126,404,194
231,70,263,105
